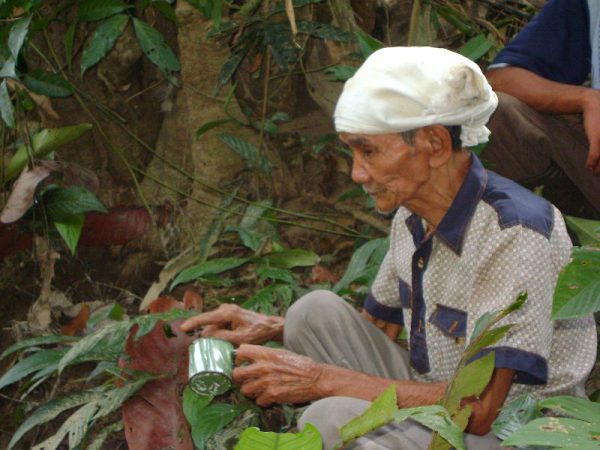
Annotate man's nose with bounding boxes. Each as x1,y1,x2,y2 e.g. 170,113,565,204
351,156,369,184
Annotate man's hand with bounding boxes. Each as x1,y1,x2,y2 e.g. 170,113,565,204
179,304,284,345
362,310,402,341
233,345,327,406
581,89,600,175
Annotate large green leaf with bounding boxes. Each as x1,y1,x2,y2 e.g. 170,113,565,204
80,14,129,76
334,238,388,292
171,257,250,290
564,216,600,246
256,266,295,284
226,225,265,252
58,324,115,373
8,387,108,449
445,351,495,412
491,393,542,441
242,284,294,314
0,79,15,127
132,18,180,83
0,348,66,390
235,422,322,450
2,123,93,183
0,334,78,360
218,133,272,175
538,396,600,424
552,247,600,319
78,0,130,21
24,70,74,97
340,384,397,444
44,186,107,222
64,23,76,72
93,376,154,419
394,405,465,450
458,34,494,62
54,212,84,255
501,417,600,449
257,249,319,269
0,15,31,78
190,403,246,449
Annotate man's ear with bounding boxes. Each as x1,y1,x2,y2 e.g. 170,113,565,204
420,125,453,168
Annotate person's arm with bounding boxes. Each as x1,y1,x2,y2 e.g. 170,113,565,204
179,304,284,345
487,67,600,173
233,345,514,435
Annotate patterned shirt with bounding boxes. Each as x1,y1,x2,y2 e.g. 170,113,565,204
364,154,597,401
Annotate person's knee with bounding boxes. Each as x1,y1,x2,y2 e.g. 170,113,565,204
284,290,344,350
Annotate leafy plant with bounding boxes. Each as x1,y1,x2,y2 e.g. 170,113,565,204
1,308,198,449
337,293,527,449
235,422,322,450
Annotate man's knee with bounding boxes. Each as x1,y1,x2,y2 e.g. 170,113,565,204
284,290,345,350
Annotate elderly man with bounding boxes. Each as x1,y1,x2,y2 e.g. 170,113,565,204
181,47,597,450
483,0,600,218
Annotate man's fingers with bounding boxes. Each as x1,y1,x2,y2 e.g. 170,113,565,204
234,344,276,365
180,309,231,332
586,145,600,175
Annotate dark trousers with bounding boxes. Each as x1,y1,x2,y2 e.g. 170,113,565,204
482,92,600,218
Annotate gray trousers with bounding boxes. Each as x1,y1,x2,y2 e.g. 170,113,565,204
483,92,600,218
283,290,502,450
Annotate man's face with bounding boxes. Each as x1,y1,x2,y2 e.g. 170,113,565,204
340,132,431,214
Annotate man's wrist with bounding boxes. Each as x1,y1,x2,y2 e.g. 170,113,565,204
579,88,600,114
266,315,285,342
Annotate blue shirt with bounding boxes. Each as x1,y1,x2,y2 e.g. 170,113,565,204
492,0,591,85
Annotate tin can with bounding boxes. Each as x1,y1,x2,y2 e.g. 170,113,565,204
188,337,235,396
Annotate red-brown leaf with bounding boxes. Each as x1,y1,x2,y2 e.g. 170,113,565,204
145,296,184,313
1,164,54,223
79,207,152,246
307,264,339,284
183,288,204,311
121,320,197,450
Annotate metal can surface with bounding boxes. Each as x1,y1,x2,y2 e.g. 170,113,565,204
188,337,234,396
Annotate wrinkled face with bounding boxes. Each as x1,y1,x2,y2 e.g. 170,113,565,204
340,132,431,214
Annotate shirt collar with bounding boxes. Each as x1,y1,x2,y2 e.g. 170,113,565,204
405,153,488,255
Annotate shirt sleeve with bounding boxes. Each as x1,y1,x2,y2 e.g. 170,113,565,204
364,250,405,325
467,215,572,385
491,0,591,85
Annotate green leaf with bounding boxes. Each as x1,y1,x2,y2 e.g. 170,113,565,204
133,17,180,83
538,396,600,424
565,216,600,246
501,417,600,448
183,386,213,423
44,186,107,222
240,200,272,229
151,0,178,24
9,388,108,449
196,118,233,138
0,348,66,390
93,375,154,419
171,257,250,290
58,324,115,373
458,34,494,62
296,20,354,42
242,284,294,314
218,133,272,175
226,225,266,252
24,70,74,97
3,123,93,183
446,351,495,412
407,0,436,46
341,384,397,444
394,405,466,450
464,324,512,361
1,334,78,360
334,238,389,292
190,403,246,449
355,29,383,58
214,44,248,95
86,421,123,450
78,0,130,21
491,393,542,441
9,15,31,57
235,422,322,450
325,65,356,82
256,266,295,284
64,23,76,72
80,14,129,76
258,249,319,269
32,401,99,450
264,22,299,69
553,247,600,319
0,79,15,128
54,213,84,254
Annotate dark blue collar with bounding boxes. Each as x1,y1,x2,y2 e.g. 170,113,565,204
405,153,488,255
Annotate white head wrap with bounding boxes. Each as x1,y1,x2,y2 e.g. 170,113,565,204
334,47,498,147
